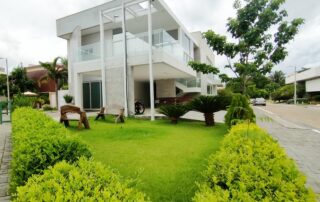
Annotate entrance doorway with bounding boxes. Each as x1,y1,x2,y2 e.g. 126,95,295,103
83,81,102,110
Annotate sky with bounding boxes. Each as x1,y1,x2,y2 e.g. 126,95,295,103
0,0,319,76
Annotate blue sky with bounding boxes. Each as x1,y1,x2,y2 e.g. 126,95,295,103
0,0,319,76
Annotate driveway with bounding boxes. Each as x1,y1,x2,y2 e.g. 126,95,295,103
254,104,320,195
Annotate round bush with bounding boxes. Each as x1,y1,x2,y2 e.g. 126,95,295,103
14,158,147,202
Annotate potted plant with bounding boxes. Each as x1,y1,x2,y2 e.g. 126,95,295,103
63,94,73,104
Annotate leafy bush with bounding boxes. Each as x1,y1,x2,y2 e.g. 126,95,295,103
42,104,53,111
63,94,73,103
286,98,309,104
191,95,230,126
158,104,189,124
194,123,315,202
14,158,147,201
225,94,255,127
312,95,320,102
11,108,91,193
12,95,36,110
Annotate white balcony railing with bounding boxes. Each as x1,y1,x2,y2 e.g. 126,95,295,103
78,29,193,64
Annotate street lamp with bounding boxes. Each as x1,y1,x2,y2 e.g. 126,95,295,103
294,66,297,105
0,58,10,103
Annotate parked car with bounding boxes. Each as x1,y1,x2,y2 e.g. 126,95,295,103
254,98,266,106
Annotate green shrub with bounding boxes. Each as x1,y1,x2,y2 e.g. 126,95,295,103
63,94,73,103
14,158,147,201
42,104,53,111
12,95,36,110
191,95,230,126
158,104,189,124
11,108,91,193
194,123,315,202
312,95,320,102
225,94,255,127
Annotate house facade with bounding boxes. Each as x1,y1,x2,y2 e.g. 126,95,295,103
56,0,221,115
286,67,320,95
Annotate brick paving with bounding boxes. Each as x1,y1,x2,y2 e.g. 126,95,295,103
0,123,11,202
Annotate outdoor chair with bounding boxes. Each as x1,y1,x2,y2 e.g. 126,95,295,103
95,107,107,120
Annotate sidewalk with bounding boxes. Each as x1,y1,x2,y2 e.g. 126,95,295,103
0,123,11,202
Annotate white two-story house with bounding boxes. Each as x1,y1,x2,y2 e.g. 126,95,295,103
56,0,221,116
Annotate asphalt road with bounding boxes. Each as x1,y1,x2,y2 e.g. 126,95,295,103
254,104,320,195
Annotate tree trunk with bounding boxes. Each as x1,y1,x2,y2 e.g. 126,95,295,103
204,112,215,126
170,117,178,124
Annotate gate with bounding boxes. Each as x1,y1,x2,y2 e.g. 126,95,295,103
0,101,12,124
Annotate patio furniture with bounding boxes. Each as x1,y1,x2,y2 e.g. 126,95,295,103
60,105,90,129
95,107,107,120
115,108,125,123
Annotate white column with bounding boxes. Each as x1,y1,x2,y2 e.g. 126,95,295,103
122,0,128,117
74,73,83,108
148,0,155,121
100,11,107,108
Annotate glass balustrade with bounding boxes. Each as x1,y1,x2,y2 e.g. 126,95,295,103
78,29,194,64
176,78,201,88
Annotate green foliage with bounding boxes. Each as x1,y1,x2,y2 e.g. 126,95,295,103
312,95,320,102
0,74,7,96
63,94,73,103
10,67,36,95
11,108,91,193
271,84,305,102
286,98,309,104
158,104,189,124
12,95,36,110
14,158,147,201
270,70,286,86
42,104,53,111
247,85,269,98
202,0,304,94
188,61,220,75
225,94,255,127
194,123,316,202
191,95,230,126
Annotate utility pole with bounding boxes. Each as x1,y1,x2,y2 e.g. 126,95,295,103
294,66,297,105
148,0,155,121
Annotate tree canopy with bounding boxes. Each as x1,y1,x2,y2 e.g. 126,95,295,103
191,0,304,95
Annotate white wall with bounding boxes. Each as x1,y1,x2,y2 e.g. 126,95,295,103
49,92,56,108
306,78,320,92
286,67,320,84
58,90,70,109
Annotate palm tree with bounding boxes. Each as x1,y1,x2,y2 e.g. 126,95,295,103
39,57,68,107
191,95,229,126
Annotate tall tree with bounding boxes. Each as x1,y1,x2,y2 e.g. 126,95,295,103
269,70,286,86
191,0,304,94
10,67,35,95
39,57,68,107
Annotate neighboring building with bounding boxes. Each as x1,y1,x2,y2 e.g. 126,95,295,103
286,67,320,95
25,65,57,107
56,0,221,114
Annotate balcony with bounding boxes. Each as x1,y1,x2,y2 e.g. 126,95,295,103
77,29,194,65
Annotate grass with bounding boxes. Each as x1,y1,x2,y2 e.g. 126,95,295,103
68,116,227,202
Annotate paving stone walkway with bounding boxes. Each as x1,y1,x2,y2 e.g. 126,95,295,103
255,109,320,195
0,123,11,202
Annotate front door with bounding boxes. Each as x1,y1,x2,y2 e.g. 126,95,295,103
83,81,102,110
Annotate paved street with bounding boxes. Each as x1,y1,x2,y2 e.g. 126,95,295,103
254,104,320,195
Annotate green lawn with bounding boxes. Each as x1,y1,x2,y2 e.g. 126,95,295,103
68,117,227,202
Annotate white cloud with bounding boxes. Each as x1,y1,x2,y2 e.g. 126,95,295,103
0,0,319,76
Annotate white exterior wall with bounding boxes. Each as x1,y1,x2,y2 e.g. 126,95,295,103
191,31,218,96
57,90,70,109
306,78,320,92
286,67,320,84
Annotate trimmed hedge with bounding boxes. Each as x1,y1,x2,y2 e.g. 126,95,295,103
11,108,91,193
14,158,147,201
194,123,315,201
